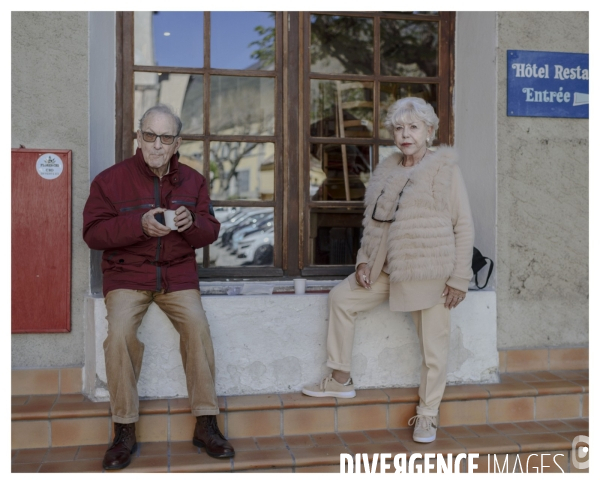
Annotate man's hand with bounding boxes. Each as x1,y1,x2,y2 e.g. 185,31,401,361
141,208,171,237
442,284,466,309
174,206,193,232
355,263,372,289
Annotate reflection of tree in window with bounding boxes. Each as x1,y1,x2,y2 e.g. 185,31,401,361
249,12,276,69
380,20,438,77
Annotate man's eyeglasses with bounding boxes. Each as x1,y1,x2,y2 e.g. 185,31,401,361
140,131,179,145
371,179,410,223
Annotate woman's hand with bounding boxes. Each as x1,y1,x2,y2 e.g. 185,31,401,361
356,263,372,289
442,284,466,309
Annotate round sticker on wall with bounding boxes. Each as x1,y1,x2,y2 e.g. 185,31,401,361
36,153,63,180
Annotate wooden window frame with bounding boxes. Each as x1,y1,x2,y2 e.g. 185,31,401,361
116,11,455,280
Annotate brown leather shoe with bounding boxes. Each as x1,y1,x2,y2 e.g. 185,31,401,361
192,415,235,458
102,423,137,470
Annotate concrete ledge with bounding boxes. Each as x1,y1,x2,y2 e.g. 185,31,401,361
84,290,498,400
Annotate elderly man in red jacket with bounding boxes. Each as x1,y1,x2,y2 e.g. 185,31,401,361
83,104,234,470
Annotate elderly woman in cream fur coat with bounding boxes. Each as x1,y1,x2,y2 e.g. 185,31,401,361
302,97,474,444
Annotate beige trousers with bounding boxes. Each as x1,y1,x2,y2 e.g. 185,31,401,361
104,289,219,423
326,273,450,417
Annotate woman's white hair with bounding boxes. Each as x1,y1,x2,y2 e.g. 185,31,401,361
384,97,439,146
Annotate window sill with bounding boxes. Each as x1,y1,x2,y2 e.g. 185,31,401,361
199,279,340,296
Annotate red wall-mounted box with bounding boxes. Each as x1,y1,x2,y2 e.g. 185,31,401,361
12,149,72,333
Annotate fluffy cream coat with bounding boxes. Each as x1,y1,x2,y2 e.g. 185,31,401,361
361,146,459,283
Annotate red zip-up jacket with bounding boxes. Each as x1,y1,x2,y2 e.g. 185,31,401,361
83,149,220,297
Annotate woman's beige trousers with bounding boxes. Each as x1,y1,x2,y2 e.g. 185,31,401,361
326,272,450,417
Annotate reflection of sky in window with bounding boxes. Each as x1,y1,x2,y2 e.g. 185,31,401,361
152,12,274,70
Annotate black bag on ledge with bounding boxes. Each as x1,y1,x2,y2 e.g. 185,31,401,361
471,247,494,289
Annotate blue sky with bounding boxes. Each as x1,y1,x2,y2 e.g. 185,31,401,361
152,11,274,69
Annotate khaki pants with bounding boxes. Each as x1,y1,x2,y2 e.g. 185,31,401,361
326,273,450,417
104,289,219,423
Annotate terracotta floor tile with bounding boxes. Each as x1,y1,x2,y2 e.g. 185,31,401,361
550,370,587,380
515,421,550,433
225,394,282,411
56,394,86,403
295,464,340,473
49,401,111,419
571,379,589,392
499,374,519,383
439,425,478,439
283,407,334,435
498,350,507,372
539,419,577,432
238,466,293,473
509,372,544,382
455,435,520,454
12,369,59,396
228,409,281,438
339,431,370,445
439,399,487,426
346,441,409,458
558,430,588,444
442,384,490,401
390,428,415,441
491,422,525,435
232,448,293,471
311,433,344,447
60,367,83,394
279,392,336,408
364,429,398,443
51,417,111,447
138,398,169,415
505,349,548,373
169,440,201,455
12,396,29,405
12,420,50,449
136,414,168,442
512,432,573,452
137,441,168,456
519,451,568,473
12,447,48,464
44,446,79,462
227,437,259,452
536,394,581,420
169,413,196,441
338,404,387,432
168,398,191,414
11,449,17,461
117,454,168,472
488,397,534,423
291,445,349,467
12,463,42,473
335,389,389,406
535,371,564,381
548,347,588,371
389,403,417,428
401,438,467,455
582,394,588,417
12,397,56,420
382,387,419,403
255,436,287,450
471,453,516,473
39,459,103,472
562,418,588,430
526,380,583,395
466,424,501,437
75,444,108,460
481,382,538,398
284,434,314,448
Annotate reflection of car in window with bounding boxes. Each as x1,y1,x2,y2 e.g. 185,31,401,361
231,216,274,255
237,228,274,265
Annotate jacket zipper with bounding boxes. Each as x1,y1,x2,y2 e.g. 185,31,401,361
120,203,154,212
154,177,162,292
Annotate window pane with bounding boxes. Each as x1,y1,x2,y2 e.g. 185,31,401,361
310,80,374,138
210,207,274,266
209,142,274,201
178,141,204,175
210,76,275,136
379,83,438,139
380,19,438,77
134,73,199,133
310,15,373,75
309,144,372,202
379,145,400,163
309,208,363,265
211,12,275,70
134,11,204,68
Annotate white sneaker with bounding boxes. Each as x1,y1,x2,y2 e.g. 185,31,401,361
408,414,438,443
301,374,356,398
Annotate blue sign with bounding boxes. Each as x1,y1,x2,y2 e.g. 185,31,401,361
507,50,588,118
